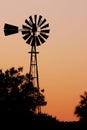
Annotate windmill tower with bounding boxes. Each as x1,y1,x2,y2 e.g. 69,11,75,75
4,15,50,113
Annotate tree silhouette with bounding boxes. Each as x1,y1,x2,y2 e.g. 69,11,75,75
74,91,87,122
0,67,47,117
1,67,87,129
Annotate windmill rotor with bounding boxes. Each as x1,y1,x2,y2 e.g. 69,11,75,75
22,15,50,46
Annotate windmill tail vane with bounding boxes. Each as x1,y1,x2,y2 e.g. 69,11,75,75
4,23,19,36
4,15,50,114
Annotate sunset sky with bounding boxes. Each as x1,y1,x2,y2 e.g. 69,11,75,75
0,0,87,121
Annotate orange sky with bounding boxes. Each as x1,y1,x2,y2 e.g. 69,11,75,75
0,0,87,121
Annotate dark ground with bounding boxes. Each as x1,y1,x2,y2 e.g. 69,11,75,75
0,113,87,130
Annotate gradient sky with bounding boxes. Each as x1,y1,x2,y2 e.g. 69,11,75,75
0,0,87,121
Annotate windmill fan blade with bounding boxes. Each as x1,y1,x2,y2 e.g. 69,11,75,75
41,24,49,29
22,30,30,35
26,35,33,44
4,23,18,36
41,29,50,33
34,15,37,25
38,15,42,26
36,36,40,46
23,33,31,40
39,19,46,27
22,25,31,30
29,16,33,25
25,19,32,27
31,36,35,46
40,32,49,39
38,35,45,44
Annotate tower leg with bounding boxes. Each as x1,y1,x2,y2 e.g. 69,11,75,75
28,46,41,113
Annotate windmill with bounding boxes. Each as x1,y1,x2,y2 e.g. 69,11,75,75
4,15,50,113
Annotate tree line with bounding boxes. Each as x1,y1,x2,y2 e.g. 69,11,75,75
0,66,87,129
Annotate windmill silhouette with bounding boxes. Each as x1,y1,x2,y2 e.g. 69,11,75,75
4,15,50,113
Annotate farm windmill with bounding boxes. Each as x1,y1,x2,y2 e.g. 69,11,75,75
4,15,50,113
